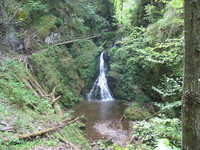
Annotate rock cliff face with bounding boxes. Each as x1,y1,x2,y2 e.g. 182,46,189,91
0,0,112,54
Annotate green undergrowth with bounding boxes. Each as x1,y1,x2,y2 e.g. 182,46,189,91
0,101,91,150
33,15,58,39
0,96,91,150
28,46,83,107
124,102,151,121
0,60,51,110
1,0,111,53
121,100,181,149
70,40,101,89
130,116,181,150
109,0,183,106
28,43,100,106
0,59,91,150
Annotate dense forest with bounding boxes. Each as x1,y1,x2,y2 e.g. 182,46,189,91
0,0,197,149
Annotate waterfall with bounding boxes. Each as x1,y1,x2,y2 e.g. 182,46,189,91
87,51,114,101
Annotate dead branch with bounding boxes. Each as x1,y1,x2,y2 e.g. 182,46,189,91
21,62,64,116
120,114,125,122
9,8,20,22
144,111,160,121
128,135,136,144
50,95,61,105
21,78,40,97
50,86,57,98
61,115,85,125
58,138,80,150
25,68,48,97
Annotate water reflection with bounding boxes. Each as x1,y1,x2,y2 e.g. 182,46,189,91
74,100,129,143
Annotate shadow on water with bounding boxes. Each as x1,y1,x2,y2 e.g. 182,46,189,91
74,100,130,146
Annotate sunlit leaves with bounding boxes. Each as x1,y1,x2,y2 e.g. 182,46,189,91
132,117,181,149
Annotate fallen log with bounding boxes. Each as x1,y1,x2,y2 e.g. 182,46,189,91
53,35,100,46
19,115,84,139
21,64,63,116
19,127,56,140
2,115,85,142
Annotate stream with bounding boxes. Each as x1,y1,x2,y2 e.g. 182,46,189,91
74,51,130,147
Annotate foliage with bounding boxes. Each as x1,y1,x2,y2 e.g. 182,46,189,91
131,116,181,149
111,0,134,28
154,100,181,118
70,40,100,89
26,0,48,19
155,138,180,150
33,15,57,39
146,0,183,42
109,27,151,101
152,76,182,102
124,102,151,121
144,4,163,24
72,2,109,32
29,46,83,107
0,61,51,111
109,2,183,102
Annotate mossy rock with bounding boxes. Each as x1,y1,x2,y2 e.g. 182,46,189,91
70,40,100,89
124,102,151,121
33,15,57,39
28,46,83,107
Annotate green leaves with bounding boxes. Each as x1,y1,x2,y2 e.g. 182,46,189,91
0,61,51,111
156,138,180,150
144,4,163,24
109,23,183,102
131,117,181,149
152,76,182,100
141,38,183,67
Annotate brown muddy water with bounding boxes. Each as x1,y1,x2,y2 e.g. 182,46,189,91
74,100,130,146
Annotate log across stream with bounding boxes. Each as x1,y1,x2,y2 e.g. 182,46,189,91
73,100,130,146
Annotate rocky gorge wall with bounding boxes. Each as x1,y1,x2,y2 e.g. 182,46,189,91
0,0,114,106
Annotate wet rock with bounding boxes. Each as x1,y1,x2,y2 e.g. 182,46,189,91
6,26,21,51
17,43,24,51
45,32,61,45
24,30,36,53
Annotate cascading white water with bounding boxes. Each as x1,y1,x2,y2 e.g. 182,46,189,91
87,52,114,101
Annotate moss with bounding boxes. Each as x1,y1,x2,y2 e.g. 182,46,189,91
0,98,91,150
33,15,57,39
57,124,91,150
15,9,28,21
29,46,83,107
0,60,90,150
70,40,100,89
124,102,151,121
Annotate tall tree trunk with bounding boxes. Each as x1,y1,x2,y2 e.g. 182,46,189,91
182,1,200,149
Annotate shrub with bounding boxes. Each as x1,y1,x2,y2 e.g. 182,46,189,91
131,116,181,149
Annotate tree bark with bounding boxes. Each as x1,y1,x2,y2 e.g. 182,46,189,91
182,1,200,149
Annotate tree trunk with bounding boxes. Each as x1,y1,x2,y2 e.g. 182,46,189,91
182,1,200,149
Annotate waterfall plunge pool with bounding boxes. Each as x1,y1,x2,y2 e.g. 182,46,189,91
73,100,130,146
